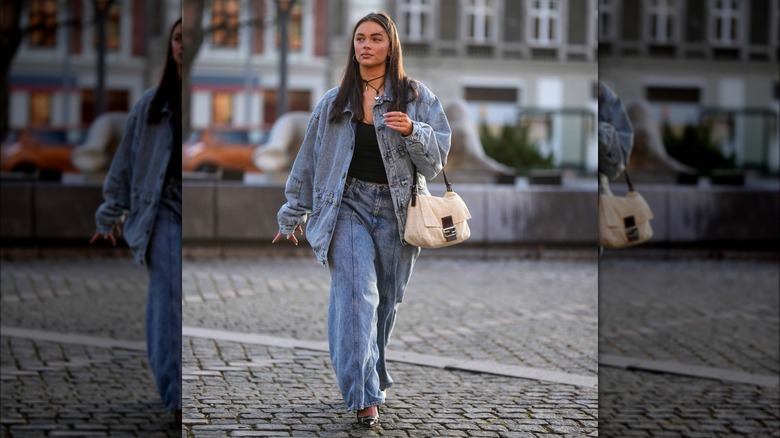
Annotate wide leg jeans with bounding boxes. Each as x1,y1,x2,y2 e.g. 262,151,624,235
327,177,420,412
145,179,182,411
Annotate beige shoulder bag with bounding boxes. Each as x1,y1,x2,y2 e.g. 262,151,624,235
404,167,471,249
599,170,654,248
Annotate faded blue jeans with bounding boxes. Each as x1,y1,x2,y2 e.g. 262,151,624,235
327,177,421,412
145,179,182,411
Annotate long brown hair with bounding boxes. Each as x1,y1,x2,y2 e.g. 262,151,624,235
148,18,182,123
329,12,418,123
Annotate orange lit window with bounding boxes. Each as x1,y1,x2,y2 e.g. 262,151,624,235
30,92,52,125
29,0,57,48
212,93,234,125
91,1,121,52
212,0,240,47
106,1,121,51
276,3,303,52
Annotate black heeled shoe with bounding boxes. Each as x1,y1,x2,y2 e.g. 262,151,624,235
356,406,379,427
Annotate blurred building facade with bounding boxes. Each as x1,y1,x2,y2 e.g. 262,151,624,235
190,0,599,172
598,0,780,173
189,0,330,135
8,0,181,129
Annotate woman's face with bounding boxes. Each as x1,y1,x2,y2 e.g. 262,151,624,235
353,20,390,69
171,22,182,67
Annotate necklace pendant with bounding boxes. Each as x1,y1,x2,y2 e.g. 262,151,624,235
374,95,380,101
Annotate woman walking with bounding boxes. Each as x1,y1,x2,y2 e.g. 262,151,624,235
90,18,183,421
272,12,451,427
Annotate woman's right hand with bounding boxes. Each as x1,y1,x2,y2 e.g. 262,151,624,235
272,224,304,246
90,225,122,246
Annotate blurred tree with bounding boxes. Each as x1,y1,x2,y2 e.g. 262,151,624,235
1,0,25,138
480,123,554,175
661,122,735,175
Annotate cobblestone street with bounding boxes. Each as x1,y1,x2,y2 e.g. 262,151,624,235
2,250,776,437
1,258,179,437
599,254,780,437
181,254,599,437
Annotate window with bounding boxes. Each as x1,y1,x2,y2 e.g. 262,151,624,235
29,92,52,125
645,86,701,124
105,1,121,51
92,1,121,52
527,0,561,46
212,0,240,48
646,0,678,43
275,2,303,52
598,0,617,41
463,86,520,126
465,0,498,44
398,0,433,42
80,89,129,125
263,89,311,128
464,87,518,102
29,0,57,48
710,0,742,46
212,92,234,125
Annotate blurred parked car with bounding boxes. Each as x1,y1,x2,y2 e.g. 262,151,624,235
1,127,85,173
183,127,265,172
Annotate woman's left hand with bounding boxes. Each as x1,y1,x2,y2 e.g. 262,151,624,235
383,112,413,136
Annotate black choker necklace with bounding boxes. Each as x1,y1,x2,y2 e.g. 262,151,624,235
361,74,385,101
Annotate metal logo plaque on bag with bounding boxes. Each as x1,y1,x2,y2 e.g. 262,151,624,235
441,215,457,242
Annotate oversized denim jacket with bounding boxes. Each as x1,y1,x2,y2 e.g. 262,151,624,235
95,88,174,265
277,80,452,265
598,82,634,181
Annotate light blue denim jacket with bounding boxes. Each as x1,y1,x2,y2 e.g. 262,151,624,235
277,80,452,265
95,87,174,265
598,82,634,180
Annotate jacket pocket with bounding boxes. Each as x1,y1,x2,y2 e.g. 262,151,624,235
312,189,339,216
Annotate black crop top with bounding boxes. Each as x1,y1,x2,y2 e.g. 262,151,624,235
348,121,388,184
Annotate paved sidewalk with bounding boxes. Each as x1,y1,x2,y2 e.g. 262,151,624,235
181,254,600,437
3,251,777,437
0,258,179,437
1,253,599,437
599,254,780,437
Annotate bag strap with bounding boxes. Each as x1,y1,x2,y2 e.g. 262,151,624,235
411,165,451,207
623,168,635,192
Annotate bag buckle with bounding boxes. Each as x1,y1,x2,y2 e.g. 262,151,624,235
441,216,457,242
623,215,639,242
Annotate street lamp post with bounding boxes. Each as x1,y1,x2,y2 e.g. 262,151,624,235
244,17,255,127
93,0,115,118
276,0,296,118
61,7,72,126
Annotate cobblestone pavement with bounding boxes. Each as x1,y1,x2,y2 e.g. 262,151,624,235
599,254,780,437
182,254,599,437
1,258,180,437
8,251,772,437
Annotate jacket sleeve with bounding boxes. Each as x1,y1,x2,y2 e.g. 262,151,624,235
94,106,139,234
276,106,321,235
402,88,452,180
598,83,634,180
